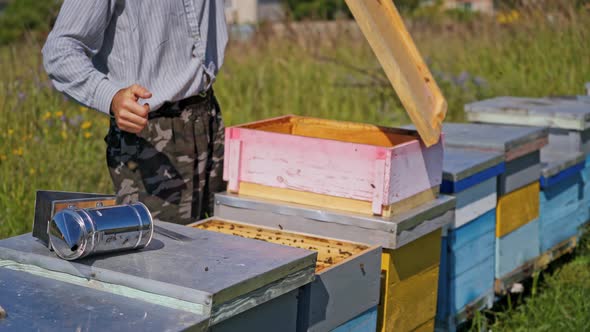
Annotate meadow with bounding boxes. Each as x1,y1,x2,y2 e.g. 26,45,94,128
1,5,589,330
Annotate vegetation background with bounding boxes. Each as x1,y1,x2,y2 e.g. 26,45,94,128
0,0,589,330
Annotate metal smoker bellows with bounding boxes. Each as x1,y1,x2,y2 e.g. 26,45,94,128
48,203,154,261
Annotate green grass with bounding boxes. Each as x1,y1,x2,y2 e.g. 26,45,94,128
1,6,590,329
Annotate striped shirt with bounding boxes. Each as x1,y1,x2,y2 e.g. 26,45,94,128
42,0,228,115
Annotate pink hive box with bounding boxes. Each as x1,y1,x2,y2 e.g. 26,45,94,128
223,115,443,216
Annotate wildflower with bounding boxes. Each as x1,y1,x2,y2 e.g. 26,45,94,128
84,132,92,139
79,106,88,113
61,130,68,140
8,129,14,136
12,147,23,156
18,92,26,101
0,155,6,161
54,111,64,118
29,168,36,175
81,121,92,130
42,112,51,121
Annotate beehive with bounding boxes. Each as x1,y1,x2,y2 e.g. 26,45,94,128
213,192,455,332
192,218,382,332
436,147,503,328
224,115,443,216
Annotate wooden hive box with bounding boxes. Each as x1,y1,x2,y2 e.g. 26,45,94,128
495,182,541,292
224,115,443,217
435,148,503,328
0,222,318,332
586,83,590,96
213,191,456,332
540,152,586,253
190,218,382,332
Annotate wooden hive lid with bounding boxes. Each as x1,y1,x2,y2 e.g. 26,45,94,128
465,96,590,131
345,0,447,147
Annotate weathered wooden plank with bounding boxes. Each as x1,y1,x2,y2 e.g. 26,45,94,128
191,218,382,332
225,115,443,211
449,209,496,277
542,128,590,155
380,230,441,332
0,267,210,332
540,151,585,188
437,123,548,161
495,218,540,278
534,236,578,271
465,97,590,131
331,307,378,332
344,0,447,146
498,151,541,195
496,182,540,238
214,192,455,250
452,177,497,229
441,146,504,190
238,182,439,218
448,256,495,315
211,290,299,332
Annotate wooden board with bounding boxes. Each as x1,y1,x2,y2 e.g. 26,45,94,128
213,192,455,251
192,219,382,332
452,177,497,229
587,83,590,96
238,182,439,218
495,218,540,278
465,96,590,131
498,151,541,195
496,182,540,238
442,147,504,185
344,0,447,147
540,151,585,188
543,128,590,156
225,115,444,215
436,123,548,162
379,230,441,332
331,307,378,332
437,209,495,323
534,235,578,271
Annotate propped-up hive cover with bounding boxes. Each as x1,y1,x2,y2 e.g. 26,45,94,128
345,0,447,146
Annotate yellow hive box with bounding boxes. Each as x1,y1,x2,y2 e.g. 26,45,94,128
496,182,540,238
379,230,442,332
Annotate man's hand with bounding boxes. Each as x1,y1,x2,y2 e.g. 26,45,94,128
111,84,152,134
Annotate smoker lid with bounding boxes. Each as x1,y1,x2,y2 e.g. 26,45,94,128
48,209,91,261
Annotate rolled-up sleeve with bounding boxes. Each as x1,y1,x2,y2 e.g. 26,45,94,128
42,0,119,114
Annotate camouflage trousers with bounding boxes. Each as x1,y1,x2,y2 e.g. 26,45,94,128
105,91,225,224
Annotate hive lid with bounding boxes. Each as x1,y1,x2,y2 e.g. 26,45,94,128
465,96,590,131
345,0,446,146
443,147,505,183
0,266,210,331
540,151,586,187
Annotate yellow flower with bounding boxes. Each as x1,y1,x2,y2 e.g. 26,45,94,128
8,129,14,136
29,168,36,175
54,111,64,118
79,106,88,113
43,112,52,121
12,147,23,156
0,154,6,161
84,132,92,139
81,121,92,130
61,130,68,140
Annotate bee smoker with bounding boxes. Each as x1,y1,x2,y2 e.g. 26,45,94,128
48,202,154,261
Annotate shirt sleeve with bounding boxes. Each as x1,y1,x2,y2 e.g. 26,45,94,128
42,0,120,115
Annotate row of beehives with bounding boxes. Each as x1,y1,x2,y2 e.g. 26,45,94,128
190,89,590,332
